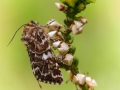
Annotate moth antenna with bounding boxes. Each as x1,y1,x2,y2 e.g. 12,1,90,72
7,24,26,46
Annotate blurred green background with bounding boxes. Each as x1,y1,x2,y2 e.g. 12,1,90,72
0,0,120,90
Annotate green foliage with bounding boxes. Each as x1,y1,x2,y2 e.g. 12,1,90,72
60,0,95,17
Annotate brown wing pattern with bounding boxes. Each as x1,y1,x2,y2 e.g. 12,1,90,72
21,21,63,85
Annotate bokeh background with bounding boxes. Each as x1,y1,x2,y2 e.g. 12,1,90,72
0,0,120,90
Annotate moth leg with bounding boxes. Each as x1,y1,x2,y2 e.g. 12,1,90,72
38,81,42,89
66,79,70,83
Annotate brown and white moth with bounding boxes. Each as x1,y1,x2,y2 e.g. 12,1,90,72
8,20,63,88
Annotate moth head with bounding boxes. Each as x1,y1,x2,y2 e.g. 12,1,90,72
7,21,39,46
30,20,39,26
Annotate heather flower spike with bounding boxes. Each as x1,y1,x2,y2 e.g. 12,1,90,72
54,0,97,90
8,0,96,90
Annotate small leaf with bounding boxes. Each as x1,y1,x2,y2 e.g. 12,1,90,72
72,57,79,67
68,46,76,55
60,0,78,7
81,84,89,90
77,3,86,11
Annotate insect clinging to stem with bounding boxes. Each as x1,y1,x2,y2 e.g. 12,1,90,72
7,21,63,88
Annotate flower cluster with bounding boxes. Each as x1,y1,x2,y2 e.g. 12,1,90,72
70,17,87,34
46,19,73,66
45,17,97,90
68,71,97,90
45,0,97,90
56,0,95,17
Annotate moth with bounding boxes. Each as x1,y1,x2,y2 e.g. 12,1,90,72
8,21,63,88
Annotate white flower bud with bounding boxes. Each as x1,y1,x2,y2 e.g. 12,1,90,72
72,74,86,85
58,48,66,55
91,79,97,87
48,31,57,38
63,54,73,66
58,31,64,40
52,41,61,48
55,3,65,11
72,75,79,84
46,19,62,31
74,20,83,28
72,26,84,35
70,20,84,35
58,42,69,55
80,17,88,24
48,31,64,41
86,76,92,84
76,74,86,85
86,77,97,88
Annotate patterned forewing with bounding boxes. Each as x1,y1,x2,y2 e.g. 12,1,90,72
21,21,63,85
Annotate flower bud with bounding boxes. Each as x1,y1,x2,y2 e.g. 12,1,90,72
80,17,88,24
58,42,69,55
77,3,86,11
55,3,65,11
48,31,64,41
46,19,62,31
76,74,86,85
91,79,97,87
72,73,86,85
48,31,57,38
52,41,61,48
86,77,97,88
70,20,84,35
86,76,92,84
72,75,79,84
63,54,73,65
58,31,64,40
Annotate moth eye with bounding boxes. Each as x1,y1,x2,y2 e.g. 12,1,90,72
31,20,34,23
